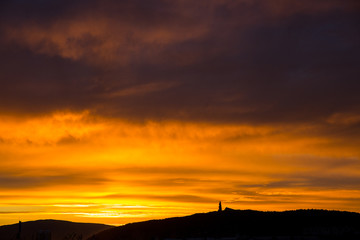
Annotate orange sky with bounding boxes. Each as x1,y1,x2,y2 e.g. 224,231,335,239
0,111,359,225
0,0,359,226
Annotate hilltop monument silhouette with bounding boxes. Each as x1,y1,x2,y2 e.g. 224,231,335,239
16,221,21,240
218,201,222,212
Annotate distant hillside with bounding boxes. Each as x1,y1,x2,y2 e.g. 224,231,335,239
89,209,360,240
0,219,113,240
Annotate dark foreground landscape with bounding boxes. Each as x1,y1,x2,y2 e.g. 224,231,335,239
2,209,360,240
0,220,112,240
90,209,360,240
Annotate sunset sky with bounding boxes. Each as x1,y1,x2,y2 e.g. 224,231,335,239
0,0,359,226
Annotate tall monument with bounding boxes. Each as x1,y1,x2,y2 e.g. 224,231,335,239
218,201,222,212
16,221,21,239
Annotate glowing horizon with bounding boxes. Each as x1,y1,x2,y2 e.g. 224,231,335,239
0,111,359,225
0,0,359,227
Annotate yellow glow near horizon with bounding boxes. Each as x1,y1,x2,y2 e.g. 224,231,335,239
0,111,359,226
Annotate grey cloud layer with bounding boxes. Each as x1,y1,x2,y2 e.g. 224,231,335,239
0,0,359,125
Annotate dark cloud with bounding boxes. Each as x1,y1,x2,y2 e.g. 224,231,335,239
0,46,99,115
0,211,40,214
57,134,79,145
234,171,360,191
102,193,216,203
0,0,359,127
266,174,360,190
121,178,219,189
0,173,108,189
275,156,360,170
227,195,360,207
111,166,251,176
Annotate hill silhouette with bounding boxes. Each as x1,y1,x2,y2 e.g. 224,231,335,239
89,208,360,240
0,219,113,240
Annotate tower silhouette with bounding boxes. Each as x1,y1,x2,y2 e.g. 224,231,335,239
16,221,21,239
218,201,222,212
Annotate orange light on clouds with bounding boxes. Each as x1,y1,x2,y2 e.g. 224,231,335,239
0,111,359,225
